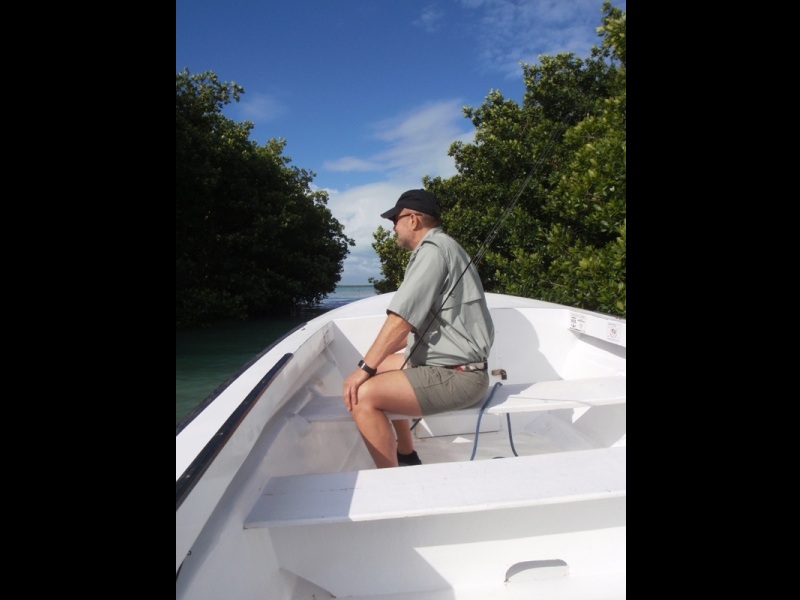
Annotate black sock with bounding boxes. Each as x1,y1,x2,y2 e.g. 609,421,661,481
397,450,421,466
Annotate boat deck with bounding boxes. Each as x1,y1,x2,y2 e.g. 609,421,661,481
296,375,626,465
409,426,565,463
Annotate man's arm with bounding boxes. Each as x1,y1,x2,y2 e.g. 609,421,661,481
362,312,413,371
343,312,413,411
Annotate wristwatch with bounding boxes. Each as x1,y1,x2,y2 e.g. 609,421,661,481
357,359,377,376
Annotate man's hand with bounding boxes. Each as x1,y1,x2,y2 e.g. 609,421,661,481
342,368,372,412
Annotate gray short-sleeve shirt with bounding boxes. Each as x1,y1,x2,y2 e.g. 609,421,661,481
387,227,494,366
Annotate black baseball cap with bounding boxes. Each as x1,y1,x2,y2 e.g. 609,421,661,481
380,189,441,220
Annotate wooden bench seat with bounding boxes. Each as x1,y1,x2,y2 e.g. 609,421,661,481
244,445,625,528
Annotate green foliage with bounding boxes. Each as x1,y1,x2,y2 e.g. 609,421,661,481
368,226,410,292
176,69,354,327
371,2,625,318
597,1,626,68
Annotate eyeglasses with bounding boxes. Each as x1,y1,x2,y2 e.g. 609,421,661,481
392,212,420,225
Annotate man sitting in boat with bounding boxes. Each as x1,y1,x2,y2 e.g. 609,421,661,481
342,189,495,468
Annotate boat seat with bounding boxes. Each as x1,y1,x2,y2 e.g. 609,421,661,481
243,446,626,597
245,445,624,527
484,375,625,414
297,375,626,422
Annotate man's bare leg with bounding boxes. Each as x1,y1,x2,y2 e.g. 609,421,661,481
393,419,414,455
354,408,399,468
351,370,422,468
376,354,417,456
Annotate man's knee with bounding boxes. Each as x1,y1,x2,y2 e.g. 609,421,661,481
351,382,379,417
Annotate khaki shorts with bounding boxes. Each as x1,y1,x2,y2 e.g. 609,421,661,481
404,366,489,415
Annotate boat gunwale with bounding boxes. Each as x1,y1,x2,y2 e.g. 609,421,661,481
176,319,312,436
175,352,293,510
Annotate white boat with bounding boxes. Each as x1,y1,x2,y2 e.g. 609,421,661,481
176,291,626,600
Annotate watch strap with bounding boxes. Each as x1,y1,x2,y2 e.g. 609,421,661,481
357,359,377,376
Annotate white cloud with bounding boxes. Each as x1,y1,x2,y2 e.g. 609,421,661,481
467,0,607,79
371,100,472,178
320,100,475,284
414,3,445,33
235,91,287,124
323,156,381,173
324,182,406,285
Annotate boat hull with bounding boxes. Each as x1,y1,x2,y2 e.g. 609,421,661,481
176,292,626,599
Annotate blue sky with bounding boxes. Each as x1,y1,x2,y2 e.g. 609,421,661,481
176,0,625,285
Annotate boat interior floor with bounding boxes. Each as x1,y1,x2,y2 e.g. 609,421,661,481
405,426,569,464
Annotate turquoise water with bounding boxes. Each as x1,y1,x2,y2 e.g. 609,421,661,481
176,285,378,425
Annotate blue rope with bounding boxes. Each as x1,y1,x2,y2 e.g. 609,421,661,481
470,382,503,461
506,413,518,456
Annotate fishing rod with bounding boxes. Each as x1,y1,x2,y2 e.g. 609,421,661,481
399,118,569,433
401,118,568,371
